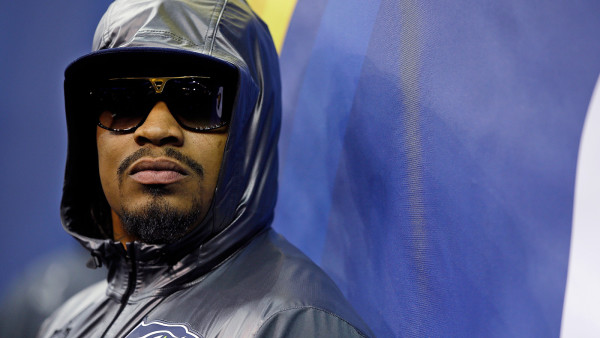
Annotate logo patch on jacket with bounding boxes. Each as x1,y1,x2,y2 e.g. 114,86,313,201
126,319,202,338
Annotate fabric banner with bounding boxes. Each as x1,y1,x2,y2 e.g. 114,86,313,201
268,0,600,336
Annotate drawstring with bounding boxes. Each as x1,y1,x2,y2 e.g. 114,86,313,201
86,250,103,269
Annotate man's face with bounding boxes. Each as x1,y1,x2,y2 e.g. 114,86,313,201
96,101,228,244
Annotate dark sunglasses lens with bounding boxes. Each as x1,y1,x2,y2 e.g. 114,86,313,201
167,79,227,130
91,80,153,131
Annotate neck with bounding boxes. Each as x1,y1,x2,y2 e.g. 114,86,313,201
111,210,135,249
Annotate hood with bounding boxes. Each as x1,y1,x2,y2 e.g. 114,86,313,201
61,0,281,270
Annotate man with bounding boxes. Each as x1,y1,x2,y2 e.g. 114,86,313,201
38,0,372,337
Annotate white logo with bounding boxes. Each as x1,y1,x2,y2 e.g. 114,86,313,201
126,319,202,338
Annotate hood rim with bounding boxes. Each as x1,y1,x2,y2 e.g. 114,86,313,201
65,46,240,80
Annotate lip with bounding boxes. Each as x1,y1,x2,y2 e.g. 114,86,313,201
128,158,188,185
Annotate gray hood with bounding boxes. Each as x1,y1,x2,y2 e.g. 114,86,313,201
61,0,281,273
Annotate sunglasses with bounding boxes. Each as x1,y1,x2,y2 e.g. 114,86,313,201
87,76,231,132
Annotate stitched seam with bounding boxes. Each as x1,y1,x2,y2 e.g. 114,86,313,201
254,306,368,338
100,3,116,48
208,0,229,55
202,0,221,54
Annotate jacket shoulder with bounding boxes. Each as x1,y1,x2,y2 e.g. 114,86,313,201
150,230,373,337
37,280,107,337
255,306,371,337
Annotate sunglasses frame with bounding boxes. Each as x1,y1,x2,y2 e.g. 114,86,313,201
92,75,228,133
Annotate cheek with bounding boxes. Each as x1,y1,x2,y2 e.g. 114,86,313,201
190,133,228,189
96,130,122,206
97,147,115,185
208,135,227,167
206,137,227,169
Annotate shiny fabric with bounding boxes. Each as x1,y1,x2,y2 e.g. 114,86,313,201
38,0,372,337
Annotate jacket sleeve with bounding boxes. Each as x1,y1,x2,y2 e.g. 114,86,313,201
254,307,371,338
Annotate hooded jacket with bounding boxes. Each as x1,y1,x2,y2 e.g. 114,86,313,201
38,0,372,337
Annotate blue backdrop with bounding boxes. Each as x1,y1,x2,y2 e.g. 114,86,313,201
2,1,600,337
0,0,112,297
274,0,600,336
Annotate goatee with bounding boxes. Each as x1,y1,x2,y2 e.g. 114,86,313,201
120,191,202,244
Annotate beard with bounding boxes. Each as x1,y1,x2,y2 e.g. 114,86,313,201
120,187,203,244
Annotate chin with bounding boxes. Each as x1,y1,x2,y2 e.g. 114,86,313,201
119,194,204,244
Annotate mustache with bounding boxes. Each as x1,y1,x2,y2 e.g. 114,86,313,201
117,148,205,178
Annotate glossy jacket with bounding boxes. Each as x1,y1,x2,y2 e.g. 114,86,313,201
39,0,372,337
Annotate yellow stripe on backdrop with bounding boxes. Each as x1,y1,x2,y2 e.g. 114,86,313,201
247,0,298,53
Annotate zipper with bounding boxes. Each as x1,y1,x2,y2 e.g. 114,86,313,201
101,248,137,337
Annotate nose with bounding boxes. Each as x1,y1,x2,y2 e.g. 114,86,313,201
134,101,184,146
